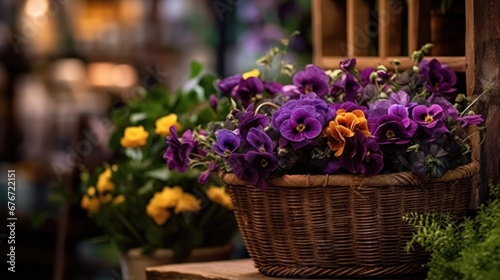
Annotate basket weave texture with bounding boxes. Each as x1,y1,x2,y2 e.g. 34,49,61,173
220,161,480,278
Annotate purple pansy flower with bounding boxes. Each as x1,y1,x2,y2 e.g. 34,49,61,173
322,157,341,173
360,67,375,85
236,107,270,143
216,74,265,106
339,131,384,175
360,83,377,103
209,94,218,111
457,114,484,128
272,95,333,129
228,128,277,190
340,58,356,72
235,77,264,106
215,74,241,96
246,127,274,153
263,81,283,95
430,96,459,118
419,59,457,100
279,107,323,147
228,151,278,190
198,162,218,184
411,104,448,134
272,95,333,148
292,64,329,97
282,84,302,99
370,105,417,148
212,129,240,157
331,73,361,102
165,127,204,173
369,91,416,111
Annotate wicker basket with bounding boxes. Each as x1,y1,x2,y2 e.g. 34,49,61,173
220,161,480,278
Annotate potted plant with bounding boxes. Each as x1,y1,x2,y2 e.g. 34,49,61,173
80,63,237,280
164,39,484,278
404,183,500,279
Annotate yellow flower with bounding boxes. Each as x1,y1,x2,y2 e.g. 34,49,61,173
113,194,126,205
96,168,115,193
154,186,184,208
81,195,100,214
146,203,171,225
87,186,96,197
174,193,201,214
325,109,371,156
120,126,149,148
207,186,233,210
155,114,182,137
242,68,260,80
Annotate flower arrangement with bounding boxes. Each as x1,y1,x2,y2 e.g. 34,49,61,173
165,42,484,189
80,63,237,260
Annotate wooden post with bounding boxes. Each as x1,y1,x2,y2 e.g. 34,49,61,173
347,0,371,56
379,0,403,58
472,0,500,201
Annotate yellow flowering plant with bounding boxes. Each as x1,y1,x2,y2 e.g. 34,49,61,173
80,62,237,260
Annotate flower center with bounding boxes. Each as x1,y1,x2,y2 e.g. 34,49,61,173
425,115,434,124
304,84,313,93
386,130,396,139
259,147,266,153
364,151,371,163
296,123,306,132
224,149,231,156
260,159,268,168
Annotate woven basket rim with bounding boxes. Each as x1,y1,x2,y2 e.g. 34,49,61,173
219,160,479,187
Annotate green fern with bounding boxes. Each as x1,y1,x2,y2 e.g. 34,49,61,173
404,184,500,280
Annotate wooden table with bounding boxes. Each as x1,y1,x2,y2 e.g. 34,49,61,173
146,259,269,280
146,259,426,280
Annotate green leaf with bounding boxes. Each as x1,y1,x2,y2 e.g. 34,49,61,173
198,73,218,98
190,61,203,78
145,167,171,181
130,112,148,124
124,148,143,161
138,180,155,196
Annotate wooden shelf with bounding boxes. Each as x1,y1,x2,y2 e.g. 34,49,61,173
320,56,466,71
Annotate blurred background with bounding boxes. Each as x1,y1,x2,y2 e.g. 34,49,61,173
0,0,312,279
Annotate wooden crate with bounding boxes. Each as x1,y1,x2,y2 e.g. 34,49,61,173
312,0,481,207
312,0,471,74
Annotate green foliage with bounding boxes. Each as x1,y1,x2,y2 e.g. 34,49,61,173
80,63,237,259
404,184,500,280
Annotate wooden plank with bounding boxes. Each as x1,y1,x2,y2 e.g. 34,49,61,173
146,259,268,280
471,0,500,200
407,0,419,53
312,0,323,65
407,0,431,55
317,0,348,57
320,56,466,71
347,0,371,56
379,0,403,57
146,258,425,280
465,0,480,209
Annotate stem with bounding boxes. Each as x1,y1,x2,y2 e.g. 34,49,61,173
254,102,280,115
113,208,143,244
273,31,300,81
460,88,491,117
